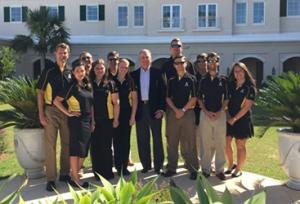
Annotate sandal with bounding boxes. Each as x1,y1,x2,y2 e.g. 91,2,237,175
224,164,237,174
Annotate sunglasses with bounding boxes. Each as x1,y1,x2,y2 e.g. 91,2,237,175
196,60,207,64
108,58,119,61
174,61,185,65
171,44,182,48
81,56,91,60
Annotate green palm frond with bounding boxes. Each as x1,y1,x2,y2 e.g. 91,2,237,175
0,76,40,129
253,71,300,133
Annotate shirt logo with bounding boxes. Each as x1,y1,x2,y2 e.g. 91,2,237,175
219,81,223,86
68,74,72,79
185,82,189,87
240,89,245,94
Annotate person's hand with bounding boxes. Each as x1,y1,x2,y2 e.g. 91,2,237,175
227,117,236,126
113,119,119,128
211,111,222,121
154,110,163,119
129,117,135,126
90,121,95,132
175,109,184,119
204,110,214,121
68,111,81,117
39,112,48,126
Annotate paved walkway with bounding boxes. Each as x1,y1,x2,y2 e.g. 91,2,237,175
0,163,299,204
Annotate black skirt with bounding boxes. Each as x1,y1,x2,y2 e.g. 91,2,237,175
68,114,91,157
227,116,254,139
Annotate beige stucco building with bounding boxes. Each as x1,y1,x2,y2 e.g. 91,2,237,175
0,0,299,85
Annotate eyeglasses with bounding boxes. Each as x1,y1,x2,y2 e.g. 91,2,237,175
196,60,206,64
108,58,119,61
174,61,185,65
171,44,182,48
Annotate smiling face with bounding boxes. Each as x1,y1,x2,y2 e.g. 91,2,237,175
139,50,151,69
174,56,187,76
207,57,219,77
73,65,86,81
170,40,183,58
233,65,246,83
94,62,106,78
118,60,129,76
55,47,69,64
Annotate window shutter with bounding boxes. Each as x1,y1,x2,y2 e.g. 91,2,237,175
22,6,28,22
98,5,105,21
4,7,10,22
80,5,86,21
280,0,287,17
59,6,65,21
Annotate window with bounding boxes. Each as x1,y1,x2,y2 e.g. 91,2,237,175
11,7,22,22
235,1,247,25
118,6,128,27
87,5,98,21
287,0,300,16
48,6,58,18
134,6,144,26
253,2,264,24
162,5,181,29
198,4,217,28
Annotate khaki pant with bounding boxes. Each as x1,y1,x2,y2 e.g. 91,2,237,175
166,110,199,172
200,111,226,174
44,106,70,181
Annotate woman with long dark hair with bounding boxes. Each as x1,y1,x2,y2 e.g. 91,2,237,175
90,58,120,180
54,61,93,188
225,62,256,177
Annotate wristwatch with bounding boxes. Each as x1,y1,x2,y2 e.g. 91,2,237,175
182,108,186,112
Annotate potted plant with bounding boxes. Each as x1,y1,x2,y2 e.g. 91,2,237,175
0,76,45,179
253,71,300,190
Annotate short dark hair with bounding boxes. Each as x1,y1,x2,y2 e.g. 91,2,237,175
170,37,182,46
107,51,120,60
55,43,70,53
173,55,186,62
207,52,220,62
196,53,208,61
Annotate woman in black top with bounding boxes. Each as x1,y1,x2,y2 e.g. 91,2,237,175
54,61,93,187
113,58,137,176
225,62,256,177
90,58,120,180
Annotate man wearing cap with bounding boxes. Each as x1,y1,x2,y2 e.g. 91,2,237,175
36,43,72,191
198,52,228,180
163,55,199,180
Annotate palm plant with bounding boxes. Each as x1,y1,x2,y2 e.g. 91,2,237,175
0,76,39,129
11,7,70,71
253,71,300,135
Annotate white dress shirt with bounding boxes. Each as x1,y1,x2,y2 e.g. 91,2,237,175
140,67,150,101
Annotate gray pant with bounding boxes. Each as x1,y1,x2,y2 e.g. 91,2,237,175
44,105,70,181
166,110,199,173
200,111,226,174
136,104,164,170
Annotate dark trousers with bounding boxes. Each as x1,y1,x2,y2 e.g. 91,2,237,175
90,119,114,179
113,111,131,172
136,104,164,171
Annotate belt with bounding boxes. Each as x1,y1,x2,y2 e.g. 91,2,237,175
142,100,149,104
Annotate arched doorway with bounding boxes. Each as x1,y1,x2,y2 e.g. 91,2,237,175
240,57,264,87
33,59,55,79
152,58,169,69
283,57,300,74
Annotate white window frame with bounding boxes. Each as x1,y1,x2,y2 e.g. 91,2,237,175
133,5,144,27
287,0,300,17
47,5,59,18
86,4,98,22
253,1,265,25
10,6,22,23
197,3,218,28
118,5,129,27
161,4,182,29
235,0,247,26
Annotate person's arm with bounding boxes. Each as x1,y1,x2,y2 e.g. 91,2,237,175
53,96,80,117
91,106,95,132
112,92,120,128
129,91,138,126
228,99,254,125
37,89,48,126
155,70,166,119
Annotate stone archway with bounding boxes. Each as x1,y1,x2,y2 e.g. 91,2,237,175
283,57,300,74
240,57,264,87
33,59,55,79
152,58,169,69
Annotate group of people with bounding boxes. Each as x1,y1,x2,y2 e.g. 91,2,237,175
37,37,256,192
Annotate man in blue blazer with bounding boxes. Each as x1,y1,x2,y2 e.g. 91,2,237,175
131,49,166,174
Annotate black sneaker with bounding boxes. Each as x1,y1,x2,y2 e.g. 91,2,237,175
216,172,226,181
189,172,197,180
46,181,56,192
141,168,150,173
202,172,210,178
123,169,131,176
59,175,71,182
224,164,237,174
162,170,176,177
154,169,162,175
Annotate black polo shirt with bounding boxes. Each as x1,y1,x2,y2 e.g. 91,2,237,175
228,81,256,117
167,72,196,109
58,81,93,115
36,63,72,105
199,74,228,112
92,80,118,121
161,57,195,82
114,76,137,112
